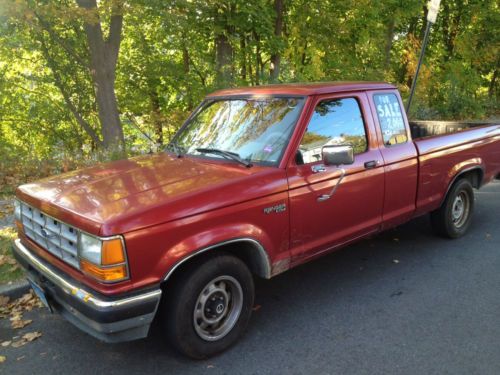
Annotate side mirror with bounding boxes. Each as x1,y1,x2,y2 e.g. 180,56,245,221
322,145,354,166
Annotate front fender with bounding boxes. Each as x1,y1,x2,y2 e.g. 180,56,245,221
158,222,275,281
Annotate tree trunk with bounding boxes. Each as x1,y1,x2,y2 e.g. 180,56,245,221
300,40,308,73
384,17,395,70
216,33,233,86
240,35,247,81
150,90,163,145
270,0,284,82
254,30,262,85
489,57,499,99
215,4,234,87
442,1,463,62
76,0,125,152
182,47,193,110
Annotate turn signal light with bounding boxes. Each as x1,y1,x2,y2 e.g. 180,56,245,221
80,259,128,282
101,238,126,265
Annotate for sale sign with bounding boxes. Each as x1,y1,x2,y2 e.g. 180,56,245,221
427,0,441,23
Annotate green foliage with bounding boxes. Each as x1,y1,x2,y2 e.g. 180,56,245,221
0,228,24,284
0,0,498,184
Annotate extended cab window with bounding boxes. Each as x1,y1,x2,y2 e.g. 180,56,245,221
298,98,367,165
373,94,408,146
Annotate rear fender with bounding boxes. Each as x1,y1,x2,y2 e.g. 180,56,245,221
440,162,484,205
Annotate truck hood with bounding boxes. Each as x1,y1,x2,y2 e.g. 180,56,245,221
16,153,287,235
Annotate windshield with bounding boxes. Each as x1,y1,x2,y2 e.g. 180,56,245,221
171,97,305,166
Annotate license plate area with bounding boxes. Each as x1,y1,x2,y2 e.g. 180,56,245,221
28,278,53,313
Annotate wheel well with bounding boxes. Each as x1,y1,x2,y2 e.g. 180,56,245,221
458,168,483,189
440,167,483,207
161,240,271,289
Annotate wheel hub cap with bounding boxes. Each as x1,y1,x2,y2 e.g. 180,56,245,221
204,292,227,319
451,191,469,228
193,275,243,342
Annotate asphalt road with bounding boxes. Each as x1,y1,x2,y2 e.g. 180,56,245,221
1,181,499,375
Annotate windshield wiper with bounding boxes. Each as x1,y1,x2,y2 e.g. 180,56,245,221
196,148,253,168
165,142,185,158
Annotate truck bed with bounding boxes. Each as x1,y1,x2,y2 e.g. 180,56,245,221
409,120,499,139
411,121,500,216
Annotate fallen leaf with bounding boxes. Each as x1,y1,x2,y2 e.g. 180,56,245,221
11,340,26,348
252,304,262,312
0,295,9,307
392,259,400,264
0,355,6,363
16,356,25,361
11,318,32,329
9,264,20,272
23,331,42,342
393,238,400,242
1,341,11,347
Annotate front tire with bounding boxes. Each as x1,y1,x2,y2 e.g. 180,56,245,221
162,254,254,359
431,178,475,238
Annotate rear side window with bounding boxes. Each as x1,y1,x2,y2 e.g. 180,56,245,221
298,98,367,164
373,94,408,146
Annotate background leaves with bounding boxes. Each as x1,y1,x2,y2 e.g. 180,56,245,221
0,0,498,189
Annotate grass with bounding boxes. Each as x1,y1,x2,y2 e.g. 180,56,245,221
0,227,25,284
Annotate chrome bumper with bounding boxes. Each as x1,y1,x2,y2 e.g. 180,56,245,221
12,238,162,343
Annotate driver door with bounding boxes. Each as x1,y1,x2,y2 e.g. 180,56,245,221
287,93,385,261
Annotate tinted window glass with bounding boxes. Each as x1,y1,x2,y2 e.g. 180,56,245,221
373,94,408,146
298,98,367,164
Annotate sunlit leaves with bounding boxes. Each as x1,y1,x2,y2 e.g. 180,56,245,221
0,0,498,169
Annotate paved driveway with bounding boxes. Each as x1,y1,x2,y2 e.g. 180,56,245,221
1,181,499,375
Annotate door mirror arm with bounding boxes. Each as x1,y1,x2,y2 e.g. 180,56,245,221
317,145,354,202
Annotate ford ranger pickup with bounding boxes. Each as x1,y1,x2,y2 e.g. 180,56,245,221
12,82,500,358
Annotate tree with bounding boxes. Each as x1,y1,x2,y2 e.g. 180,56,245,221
0,0,498,172
270,0,284,82
75,0,125,151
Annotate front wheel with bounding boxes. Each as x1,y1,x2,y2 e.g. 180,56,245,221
431,178,475,238
162,254,254,359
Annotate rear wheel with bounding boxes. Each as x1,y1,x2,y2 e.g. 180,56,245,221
162,254,254,359
431,178,475,238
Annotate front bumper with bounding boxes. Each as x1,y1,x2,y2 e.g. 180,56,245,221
12,238,162,343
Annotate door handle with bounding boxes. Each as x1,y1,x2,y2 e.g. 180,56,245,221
311,164,326,173
364,160,379,169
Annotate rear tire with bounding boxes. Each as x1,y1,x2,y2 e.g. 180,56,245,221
431,178,474,238
162,253,254,359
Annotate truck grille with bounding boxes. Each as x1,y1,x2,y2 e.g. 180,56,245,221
20,202,80,269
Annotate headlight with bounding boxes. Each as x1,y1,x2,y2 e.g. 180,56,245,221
79,233,102,264
14,199,21,221
78,233,128,283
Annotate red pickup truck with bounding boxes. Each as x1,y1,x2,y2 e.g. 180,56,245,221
12,82,500,358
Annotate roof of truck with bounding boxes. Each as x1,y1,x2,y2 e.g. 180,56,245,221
207,81,396,97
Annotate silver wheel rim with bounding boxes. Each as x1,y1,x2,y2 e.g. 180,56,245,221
193,275,243,342
451,191,470,228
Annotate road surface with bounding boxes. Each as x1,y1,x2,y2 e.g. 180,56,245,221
1,181,499,375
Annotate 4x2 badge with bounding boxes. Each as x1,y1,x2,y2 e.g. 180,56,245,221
263,203,287,214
